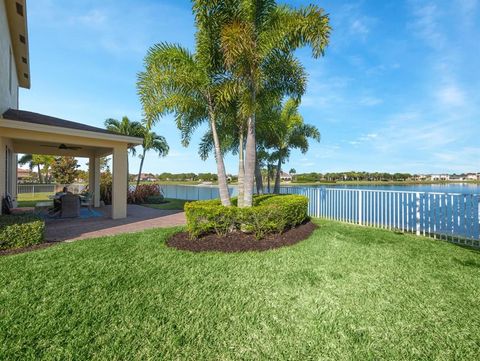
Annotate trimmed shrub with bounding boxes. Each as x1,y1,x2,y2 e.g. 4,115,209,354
0,214,45,250
259,195,309,228
100,172,113,205
185,200,238,238
185,195,308,239
145,194,165,204
128,184,161,204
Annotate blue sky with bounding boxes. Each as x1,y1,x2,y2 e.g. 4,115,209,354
20,0,480,175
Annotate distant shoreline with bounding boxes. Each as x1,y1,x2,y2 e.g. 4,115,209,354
288,180,480,186
131,180,480,187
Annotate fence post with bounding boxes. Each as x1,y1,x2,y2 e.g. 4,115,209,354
32,185,35,198
416,192,421,236
358,190,363,225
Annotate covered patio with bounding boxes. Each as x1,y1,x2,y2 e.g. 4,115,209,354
0,109,143,219
44,204,185,242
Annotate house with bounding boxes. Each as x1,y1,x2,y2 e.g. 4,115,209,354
449,174,465,181
0,1,142,218
280,172,292,181
465,173,480,181
138,173,157,182
17,167,31,182
430,174,450,181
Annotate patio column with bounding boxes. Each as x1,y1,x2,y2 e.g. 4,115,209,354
88,156,101,207
112,144,128,219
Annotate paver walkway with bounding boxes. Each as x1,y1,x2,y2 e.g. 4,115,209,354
45,204,185,242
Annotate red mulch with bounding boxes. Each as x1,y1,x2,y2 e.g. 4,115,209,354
0,242,57,256
167,221,317,253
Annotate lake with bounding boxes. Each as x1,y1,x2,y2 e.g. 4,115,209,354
292,183,480,194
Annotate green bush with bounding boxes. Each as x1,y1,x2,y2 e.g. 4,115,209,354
145,195,165,204
185,195,308,239
0,214,45,250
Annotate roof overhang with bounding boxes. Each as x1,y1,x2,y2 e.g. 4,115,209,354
1,109,143,145
5,0,30,88
0,109,143,157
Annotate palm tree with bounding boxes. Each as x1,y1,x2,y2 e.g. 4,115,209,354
136,128,169,187
18,154,55,183
219,1,331,206
18,154,41,183
104,116,144,184
268,99,320,193
137,1,235,206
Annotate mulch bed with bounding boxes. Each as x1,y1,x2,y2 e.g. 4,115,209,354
0,242,57,256
167,221,317,253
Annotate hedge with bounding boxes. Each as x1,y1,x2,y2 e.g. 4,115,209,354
184,195,308,239
0,214,45,250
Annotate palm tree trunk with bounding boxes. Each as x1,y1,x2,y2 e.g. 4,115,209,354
254,149,263,194
267,165,271,193
237,127,245,208
274,157,282,194
209,107,231,206
243,112,256,207
136,148,146,188
37,164,43,183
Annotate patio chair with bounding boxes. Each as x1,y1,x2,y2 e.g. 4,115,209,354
80,192,94,210
60,194,80,218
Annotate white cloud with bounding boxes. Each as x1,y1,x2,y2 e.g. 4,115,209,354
350,19,369,36
409,2,446,49
359,96,383,106
436,85,466,107
74,9,107,27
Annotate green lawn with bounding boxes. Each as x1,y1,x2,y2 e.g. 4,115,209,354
16,192,52,207
143,198,190,210
1,220,479,360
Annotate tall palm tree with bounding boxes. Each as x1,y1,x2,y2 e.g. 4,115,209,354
136,128,169,187
18,154,55,183
104,116,144,184
18,154,41,183
267,99,320,193
220,1,330,206
137,1,235,206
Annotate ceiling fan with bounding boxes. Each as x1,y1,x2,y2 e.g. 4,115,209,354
40,143,82,150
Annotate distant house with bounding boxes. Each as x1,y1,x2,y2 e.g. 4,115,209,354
449,174,465,181
280,172,292,181
430,174,450,181
139,173,157,182
17,168,31,182
465,173,480,181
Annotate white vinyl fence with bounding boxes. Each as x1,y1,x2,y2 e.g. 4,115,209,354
17,183,86,196
278,187,480,247
158,184,238,200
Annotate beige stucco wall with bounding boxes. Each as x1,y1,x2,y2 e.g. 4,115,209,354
0,1,20,214
0,0,19,115
0,136,17,213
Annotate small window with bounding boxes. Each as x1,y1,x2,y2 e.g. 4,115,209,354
16,2,24,16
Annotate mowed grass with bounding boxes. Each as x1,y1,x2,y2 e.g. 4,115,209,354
143,198,190,210
1,220,480,360
16,192,52,207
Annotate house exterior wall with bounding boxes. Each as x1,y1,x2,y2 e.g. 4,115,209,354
0,0,19,115
1,0,20,213
0,136,17,213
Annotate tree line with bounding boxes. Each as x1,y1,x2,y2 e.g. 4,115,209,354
293,172,414,183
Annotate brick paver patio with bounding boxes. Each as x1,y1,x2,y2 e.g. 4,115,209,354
45,205,185,242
